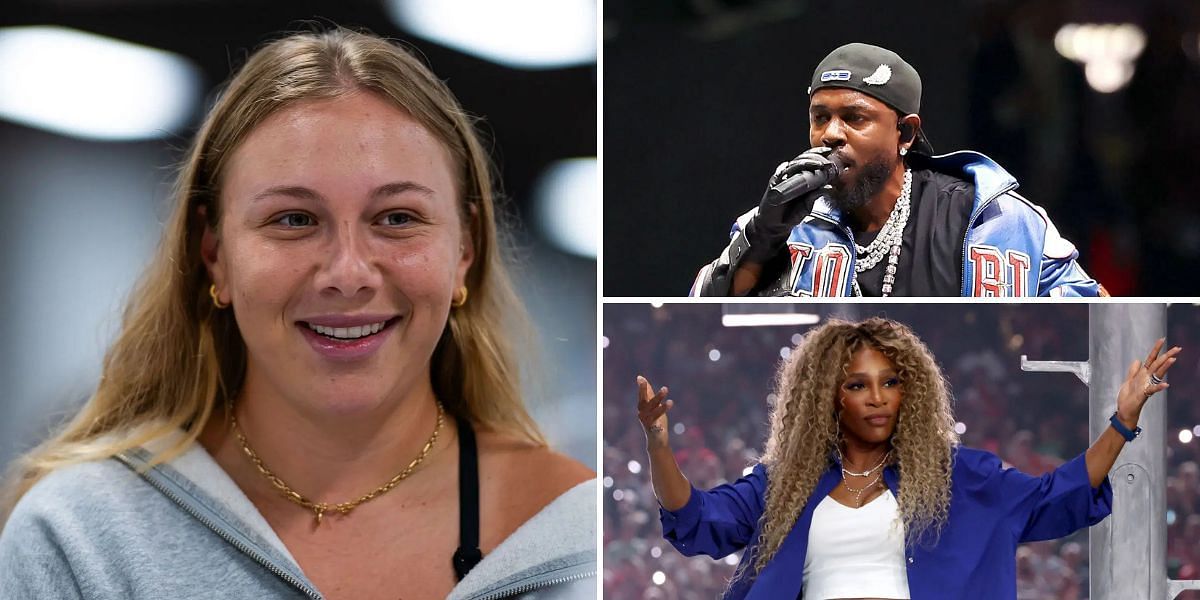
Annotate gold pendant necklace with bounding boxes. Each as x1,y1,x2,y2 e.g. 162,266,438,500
842,473,883,507
231,401,445,527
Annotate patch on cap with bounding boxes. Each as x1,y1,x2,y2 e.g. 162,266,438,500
820,69,852,82
863,64,892,85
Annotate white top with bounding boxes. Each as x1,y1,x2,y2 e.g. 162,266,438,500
803,489,911,600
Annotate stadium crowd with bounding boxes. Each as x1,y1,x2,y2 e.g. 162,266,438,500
604,304,1200,599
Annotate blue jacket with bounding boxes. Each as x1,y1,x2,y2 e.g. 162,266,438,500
690,151,1102,297
660,447,1113,600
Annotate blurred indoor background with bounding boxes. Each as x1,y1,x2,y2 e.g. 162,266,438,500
603,303,1200,599
604,0,1200,296
0,0,597,471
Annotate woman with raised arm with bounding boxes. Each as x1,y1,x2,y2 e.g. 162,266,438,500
0,27,594,600
637,317,1178,600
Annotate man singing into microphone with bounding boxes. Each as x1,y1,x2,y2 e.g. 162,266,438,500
691,43,1105,297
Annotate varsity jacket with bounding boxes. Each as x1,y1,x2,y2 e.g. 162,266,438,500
0,435,596,600
690,151,1102,297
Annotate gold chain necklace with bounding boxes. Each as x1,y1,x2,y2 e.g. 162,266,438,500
230,401,444,527
842,473,884,507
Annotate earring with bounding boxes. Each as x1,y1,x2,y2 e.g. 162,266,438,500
209,284,229,309
835,402,846,440
899,147,908,156
451,286,469,308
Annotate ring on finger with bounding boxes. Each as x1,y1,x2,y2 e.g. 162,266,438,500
1150,373,1165,385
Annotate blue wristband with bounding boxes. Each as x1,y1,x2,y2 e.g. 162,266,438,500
1109,412,1141,442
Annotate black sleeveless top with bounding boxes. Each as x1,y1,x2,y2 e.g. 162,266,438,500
452,416,482,581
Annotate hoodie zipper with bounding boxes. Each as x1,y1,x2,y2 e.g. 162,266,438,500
115,453,323,600
468,568,595,600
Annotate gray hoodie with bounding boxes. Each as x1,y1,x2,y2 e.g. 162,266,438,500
0,436,596,599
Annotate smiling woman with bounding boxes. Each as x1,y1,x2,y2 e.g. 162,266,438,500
0,28,595,600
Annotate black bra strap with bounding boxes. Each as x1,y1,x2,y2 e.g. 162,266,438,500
452,416,482,581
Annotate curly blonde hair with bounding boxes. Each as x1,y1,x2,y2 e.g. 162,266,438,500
751,317,957,574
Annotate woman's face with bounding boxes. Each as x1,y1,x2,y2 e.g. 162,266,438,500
202,91,472,415
837,345,903,446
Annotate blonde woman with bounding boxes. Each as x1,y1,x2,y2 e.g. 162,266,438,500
0,28,594,600
637,318,1178,599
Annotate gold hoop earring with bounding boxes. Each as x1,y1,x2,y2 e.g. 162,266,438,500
451,286,468,308
209,284,229,309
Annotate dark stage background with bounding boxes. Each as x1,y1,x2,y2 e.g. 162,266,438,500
604,0,1200,296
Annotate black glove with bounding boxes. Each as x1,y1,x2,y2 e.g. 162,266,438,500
743,147,836,264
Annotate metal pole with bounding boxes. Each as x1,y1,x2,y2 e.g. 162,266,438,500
1022,304,1199,598
1088,303,1166,600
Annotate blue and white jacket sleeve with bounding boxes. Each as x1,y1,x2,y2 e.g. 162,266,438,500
690,209,757,297
1032,204,1104,297
659,463,767,559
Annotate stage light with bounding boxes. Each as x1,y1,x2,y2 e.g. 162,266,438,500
1053,23,1145,93
791,333,804,345
650,546,663,558
673,422,686,434
651,301,664,308
602,476,613,488
613,489,625,501
602,336,610,348
1085,61,1134,94
1192,425,1200,437
0,26,200,140
386,0,596,70
1181,429,1194,444
954,422,968,435
652,571,666,585
532,157,598,258
708,349,721,362
628,460,643,474
721,313,821,327
779,346,791,359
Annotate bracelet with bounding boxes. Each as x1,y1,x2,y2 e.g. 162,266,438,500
1109,412,1142,442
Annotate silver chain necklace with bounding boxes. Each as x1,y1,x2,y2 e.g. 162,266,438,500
852,169,912,297
838,449,891,507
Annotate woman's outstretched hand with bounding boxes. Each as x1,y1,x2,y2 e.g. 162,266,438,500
637,375,673,449
637,375,692,510
1088,338,1183,488
1115,338,1181,429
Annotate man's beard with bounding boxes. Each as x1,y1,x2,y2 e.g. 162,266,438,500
830,155,894,213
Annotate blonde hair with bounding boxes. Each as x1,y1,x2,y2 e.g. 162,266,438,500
2,27,543,522
748,317,956,576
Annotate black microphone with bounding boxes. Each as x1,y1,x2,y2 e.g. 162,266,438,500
767,152,846,202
